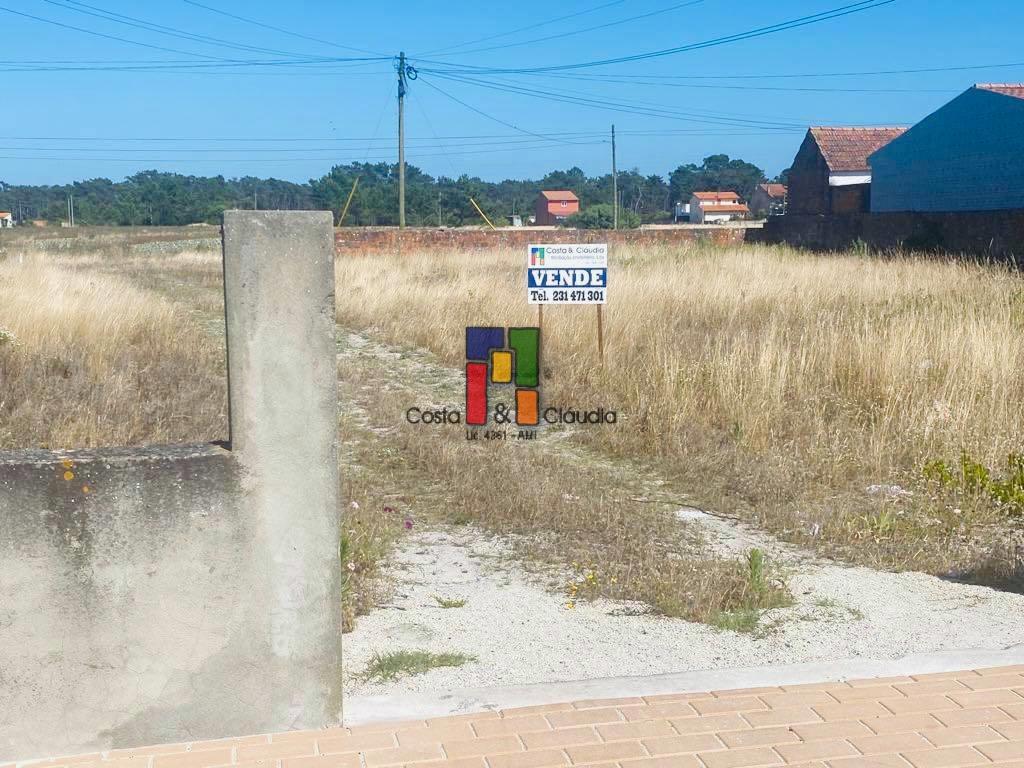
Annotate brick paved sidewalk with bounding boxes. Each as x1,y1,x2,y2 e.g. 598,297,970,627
7,666,1024,768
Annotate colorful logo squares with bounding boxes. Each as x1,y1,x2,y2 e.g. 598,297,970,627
465,326,541,427
529,247,545,266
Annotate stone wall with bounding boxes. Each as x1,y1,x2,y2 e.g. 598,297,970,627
752,210,1024,259
334,226,748,255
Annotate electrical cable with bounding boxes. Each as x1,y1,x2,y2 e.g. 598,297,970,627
416,76,601,146
181,0,385,57
415,0,898,75
39,0,311,59
419,0,629,57
431,0,707,57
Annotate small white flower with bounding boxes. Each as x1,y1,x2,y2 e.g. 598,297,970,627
349,501,360,510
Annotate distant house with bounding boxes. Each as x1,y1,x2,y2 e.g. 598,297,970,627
870,84,1024,213
689,191,749,224
0,211,13,228
750,183,787,217
534,190,579,226
787,127,906,215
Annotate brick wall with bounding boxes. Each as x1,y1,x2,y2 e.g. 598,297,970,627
334,226,748,255
752,210,1024,259
786,132,830,216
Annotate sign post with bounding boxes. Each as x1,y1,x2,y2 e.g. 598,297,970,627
527,243,608,362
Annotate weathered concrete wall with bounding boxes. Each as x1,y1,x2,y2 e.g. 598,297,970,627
0,212,342,761
334,226,748,255
0,445,269,757
752,210,1024,259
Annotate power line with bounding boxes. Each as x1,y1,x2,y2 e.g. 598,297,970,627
416,76,601,146
0,129,794,142
180,0,385,57
0,3,229,60
0,142,608,164
431,0,707,57
523,71,958,93
38,0,310,59
415,0,898,75
426,71,809,130
556,61,1024,81
419,0,629,56
443,71,871,125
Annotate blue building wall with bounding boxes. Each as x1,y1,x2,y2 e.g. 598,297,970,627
870,88,1024,213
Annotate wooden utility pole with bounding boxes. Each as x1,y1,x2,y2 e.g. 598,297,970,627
611,124,618,230
397,51,407,229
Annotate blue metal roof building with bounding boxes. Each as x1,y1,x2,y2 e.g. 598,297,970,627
869,84,1024,213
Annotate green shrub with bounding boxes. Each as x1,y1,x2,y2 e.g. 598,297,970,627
923,452,1024,516
565,204,640,230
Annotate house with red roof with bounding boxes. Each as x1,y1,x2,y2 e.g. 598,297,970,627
689,191,749,224
786,127,907,216
869,84,1024,213
534,190,580,226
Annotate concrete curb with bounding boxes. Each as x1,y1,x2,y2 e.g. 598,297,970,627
344,643,1024,725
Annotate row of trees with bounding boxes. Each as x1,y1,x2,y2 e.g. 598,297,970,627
0,154,780,227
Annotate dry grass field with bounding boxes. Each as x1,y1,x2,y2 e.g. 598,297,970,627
336,243,1024,581
2,229,1022,631
0,254,226,449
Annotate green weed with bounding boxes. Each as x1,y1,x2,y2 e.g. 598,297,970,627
362,650,476,683
434,595,467,609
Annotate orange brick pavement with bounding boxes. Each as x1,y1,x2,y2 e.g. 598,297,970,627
7,666,1024,768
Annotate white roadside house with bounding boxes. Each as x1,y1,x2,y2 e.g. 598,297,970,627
689,191,749,224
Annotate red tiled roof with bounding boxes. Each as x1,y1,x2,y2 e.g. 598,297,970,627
809,127,907,172
759,183,787,198
701,204,749,214
692,191,741,201
976,83,1024,100
540,190,579,202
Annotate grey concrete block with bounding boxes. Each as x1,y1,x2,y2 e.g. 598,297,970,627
221,210,342,729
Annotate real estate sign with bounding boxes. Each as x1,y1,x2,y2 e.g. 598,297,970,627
527,244,608,305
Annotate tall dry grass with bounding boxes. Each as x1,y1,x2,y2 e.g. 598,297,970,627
0,255,227,449
337,243,1024,574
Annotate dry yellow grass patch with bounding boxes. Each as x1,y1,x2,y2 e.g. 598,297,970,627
0,256,227,449
336,243,1024,575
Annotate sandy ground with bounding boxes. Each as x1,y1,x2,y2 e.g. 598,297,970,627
343,515,1024,698
337,328,1024,699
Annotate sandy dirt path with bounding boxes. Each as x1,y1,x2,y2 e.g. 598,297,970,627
337,329,1024,698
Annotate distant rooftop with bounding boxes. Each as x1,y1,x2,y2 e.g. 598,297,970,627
539,190,579,202
759,183,787,198
976,83,1024,100
809,126,908,172
692,191,741,201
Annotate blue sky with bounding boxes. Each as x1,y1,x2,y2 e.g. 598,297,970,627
3,0,1024,185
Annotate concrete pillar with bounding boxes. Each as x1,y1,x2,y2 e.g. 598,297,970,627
221,210,342,728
